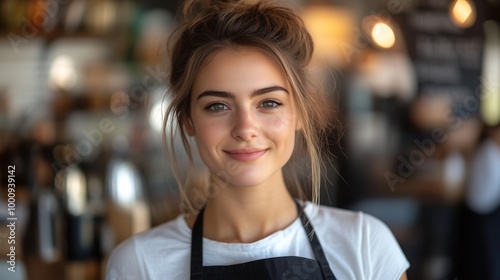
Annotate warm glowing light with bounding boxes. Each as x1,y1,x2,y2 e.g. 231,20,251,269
301,6,355,66
49,55,77,91
450,0,476,28
371,23,395,49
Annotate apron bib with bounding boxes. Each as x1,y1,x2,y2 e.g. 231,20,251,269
190,201,338,280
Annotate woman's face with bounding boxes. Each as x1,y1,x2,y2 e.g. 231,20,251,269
188,48,300,188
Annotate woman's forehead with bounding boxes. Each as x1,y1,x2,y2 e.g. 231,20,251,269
191,48,291,97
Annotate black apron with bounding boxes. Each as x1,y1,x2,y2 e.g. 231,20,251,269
190,201,338,280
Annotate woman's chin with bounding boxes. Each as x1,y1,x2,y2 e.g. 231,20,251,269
213,171,270,189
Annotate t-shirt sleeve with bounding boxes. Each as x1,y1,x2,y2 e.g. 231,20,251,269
361,213,410,280
106,238,143,280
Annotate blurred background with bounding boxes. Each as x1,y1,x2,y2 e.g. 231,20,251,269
0,0,499,279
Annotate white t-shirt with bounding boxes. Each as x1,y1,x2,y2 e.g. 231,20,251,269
106,201,409,280
466,139,500,214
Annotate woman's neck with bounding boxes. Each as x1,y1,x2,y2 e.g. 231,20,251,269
198,173,298,243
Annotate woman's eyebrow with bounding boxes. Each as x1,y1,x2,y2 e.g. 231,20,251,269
196,90,235,100
251,86,289,97
196,86,288,100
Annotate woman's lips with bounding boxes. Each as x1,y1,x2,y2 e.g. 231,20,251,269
223,148,269,162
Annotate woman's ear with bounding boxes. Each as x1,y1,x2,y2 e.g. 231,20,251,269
184,116,196,136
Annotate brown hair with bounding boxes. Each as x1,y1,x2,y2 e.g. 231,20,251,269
163,0,338,214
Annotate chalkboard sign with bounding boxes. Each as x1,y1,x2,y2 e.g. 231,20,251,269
400,0,485,118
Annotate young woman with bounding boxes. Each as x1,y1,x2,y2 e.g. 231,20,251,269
106,1,409,279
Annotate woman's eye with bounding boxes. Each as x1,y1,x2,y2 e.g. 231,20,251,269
260,100,282,108
206,103,229,112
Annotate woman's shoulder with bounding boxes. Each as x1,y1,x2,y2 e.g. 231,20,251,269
305,201,387,231
124,214,191,251
106,214,192,279
304,202,410,279
304,201,402,248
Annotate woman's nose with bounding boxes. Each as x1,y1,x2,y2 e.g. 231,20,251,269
231,109,259,141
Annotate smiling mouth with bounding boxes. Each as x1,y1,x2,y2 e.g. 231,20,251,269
223,148,269,162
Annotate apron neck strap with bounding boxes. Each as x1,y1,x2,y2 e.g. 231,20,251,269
297,201,338,280
190,200,337,280
190,207,205,280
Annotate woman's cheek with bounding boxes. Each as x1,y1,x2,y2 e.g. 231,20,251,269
199,127,225,149
196,115,228,135
266,112,295,131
